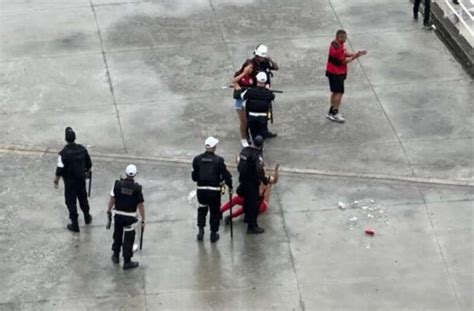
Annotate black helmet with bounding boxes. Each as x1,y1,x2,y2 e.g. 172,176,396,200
253,135,264,148
65,127,76,143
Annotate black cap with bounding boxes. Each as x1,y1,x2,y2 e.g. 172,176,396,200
65,127,76,142
253,135,264,148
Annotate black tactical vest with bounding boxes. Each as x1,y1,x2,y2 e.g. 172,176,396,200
198,154,220,186
114,179,142,213
61,144,87,180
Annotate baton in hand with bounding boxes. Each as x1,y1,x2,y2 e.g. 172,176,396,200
139,222,144,250
87,171,92,197
229,191,234,239
222,85,283,93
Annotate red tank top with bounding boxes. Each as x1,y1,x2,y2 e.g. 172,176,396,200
238,75,253,88
326,40,347,75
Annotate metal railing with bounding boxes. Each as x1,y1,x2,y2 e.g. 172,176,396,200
443,0,474,36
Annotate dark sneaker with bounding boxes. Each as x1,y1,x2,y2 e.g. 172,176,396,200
196,228,204,241
265,131,277,138
224,215,232,225
423,22,434,30
111,254,119,264
67,223,80,232
210,232,220,243
123,261,139,270
84,213,93,225
247,226,265,234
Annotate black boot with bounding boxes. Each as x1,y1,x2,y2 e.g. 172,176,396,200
84,213,93,225
247,225,265,234
123,260,139,270
111,253,119,264
67,223,80,232
210,232,220,243
264,131,277,138
196,227,204,241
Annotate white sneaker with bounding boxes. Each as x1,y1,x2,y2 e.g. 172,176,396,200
327,113,345,123
240,139,249,147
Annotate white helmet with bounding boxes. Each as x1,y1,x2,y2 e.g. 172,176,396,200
125,164,137,177
254,44,268,57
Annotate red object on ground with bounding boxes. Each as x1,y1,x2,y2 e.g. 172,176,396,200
220,195,268,218
364,228,375,236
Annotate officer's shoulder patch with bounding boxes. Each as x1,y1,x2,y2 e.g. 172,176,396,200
331,41,340,49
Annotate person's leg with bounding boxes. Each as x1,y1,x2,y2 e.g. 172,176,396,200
77,179,92,224
220,195,243,213
258,200,269,214
247,117,258,143
230,206,244,218
414,0,421,18
224,196,244,224
209,193,221,242
112,215,124,262
238,109,248,142
64,181,79,231
122,218,138,269
246,184,263,233
329,93,337,115
423,0,431,25
196,190,208,241
258,117,266,139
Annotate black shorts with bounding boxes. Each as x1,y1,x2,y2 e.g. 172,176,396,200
326,73,346,94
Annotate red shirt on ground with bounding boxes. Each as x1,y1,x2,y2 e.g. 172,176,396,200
326,40,347,76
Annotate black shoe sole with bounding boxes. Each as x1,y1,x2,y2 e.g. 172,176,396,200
66,225,80,233
123,263,139,270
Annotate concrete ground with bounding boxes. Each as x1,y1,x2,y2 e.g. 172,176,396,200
0,0,472,310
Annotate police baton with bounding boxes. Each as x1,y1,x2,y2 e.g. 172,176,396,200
228,190,234,239
221,85,284,93
139,222,144,250
87,171,92,197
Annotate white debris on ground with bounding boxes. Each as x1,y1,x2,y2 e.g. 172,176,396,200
340,198,390,233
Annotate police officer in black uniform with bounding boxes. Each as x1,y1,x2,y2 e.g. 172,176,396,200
192,136,232,243
54,127,92,232
107,164,145,270
238,135,270,234
241,72,276,142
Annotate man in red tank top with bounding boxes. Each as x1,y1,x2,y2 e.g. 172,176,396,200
325,29,367,123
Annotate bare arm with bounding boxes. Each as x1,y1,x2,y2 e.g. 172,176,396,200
268,58,279,70
343,50,366,64
232,71,247,85
107,197,115,213
138,203,145,224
